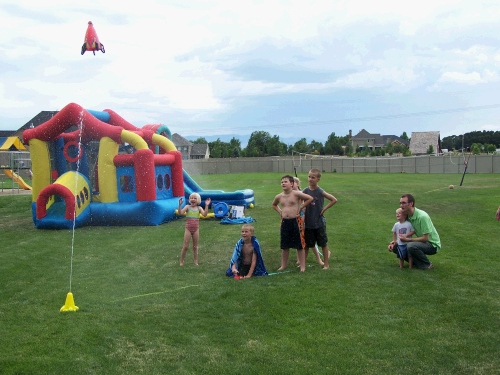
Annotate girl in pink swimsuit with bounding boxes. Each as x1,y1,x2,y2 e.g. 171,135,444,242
178,193,211,266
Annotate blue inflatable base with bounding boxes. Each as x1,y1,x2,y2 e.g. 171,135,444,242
32,199,181,229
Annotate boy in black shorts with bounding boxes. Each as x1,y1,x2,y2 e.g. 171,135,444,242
272,175,313,272
303,168,337,270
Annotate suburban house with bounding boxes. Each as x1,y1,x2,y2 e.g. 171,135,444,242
171,133,210,160
350,129,410,151
409,131,441,155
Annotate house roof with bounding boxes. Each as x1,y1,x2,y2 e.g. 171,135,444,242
352,129,409,147
14,111,59,138
381,135,410,147
0,130,16,137
172,133,192,146
409,131,441,155
351,129,373,139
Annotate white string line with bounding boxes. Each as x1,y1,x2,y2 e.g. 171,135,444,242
69,111,84,292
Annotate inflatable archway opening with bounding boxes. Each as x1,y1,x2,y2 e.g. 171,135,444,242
36,171,91,220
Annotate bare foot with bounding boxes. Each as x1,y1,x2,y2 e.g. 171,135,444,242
427,263,434,269
277,266,286,271
194,263,199,266
300,268,306,272
180,261,184,266
322,266,329,270
318,259,324,266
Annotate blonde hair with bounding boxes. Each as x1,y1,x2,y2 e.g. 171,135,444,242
293,177,301,189
242,224,254,233
396,208,407,217
190,193,201,205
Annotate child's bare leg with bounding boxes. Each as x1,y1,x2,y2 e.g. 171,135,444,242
278,249,289,271
296,249,300,265
180,248,187,266
193,245,198,265
408,256,413,269
192,231,200,265
322,246,330,269
180,230,191,266
312,246,324,266
399,258,404,268
297,249,306,272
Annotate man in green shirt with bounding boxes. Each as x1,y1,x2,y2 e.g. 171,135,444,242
399,194,441,270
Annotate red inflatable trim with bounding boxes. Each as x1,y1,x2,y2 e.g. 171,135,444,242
36,183,75,220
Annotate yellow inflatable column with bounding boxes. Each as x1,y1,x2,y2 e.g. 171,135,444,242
97,137,119,203
29,139,52,202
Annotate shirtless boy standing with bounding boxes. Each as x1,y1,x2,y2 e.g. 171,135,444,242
272,175,313,272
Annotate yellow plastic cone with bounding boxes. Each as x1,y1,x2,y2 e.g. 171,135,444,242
60,292,79,312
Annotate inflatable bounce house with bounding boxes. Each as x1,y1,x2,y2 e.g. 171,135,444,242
22,103,254,229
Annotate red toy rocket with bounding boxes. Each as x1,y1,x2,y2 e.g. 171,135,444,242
81,21,105,55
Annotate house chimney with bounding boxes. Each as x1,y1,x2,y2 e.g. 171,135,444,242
349,129,352,138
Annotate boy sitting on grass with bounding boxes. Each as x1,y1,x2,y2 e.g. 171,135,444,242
226,224,268,278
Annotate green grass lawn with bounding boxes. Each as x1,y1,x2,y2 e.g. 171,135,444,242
1,172,499,374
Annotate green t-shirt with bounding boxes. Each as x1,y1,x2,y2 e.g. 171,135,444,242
407,208,441,251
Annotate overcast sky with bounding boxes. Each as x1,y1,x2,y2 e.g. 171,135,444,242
1,0,500,145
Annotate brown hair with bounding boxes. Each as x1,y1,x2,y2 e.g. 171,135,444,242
401,194,415,207
309,168,321,178
281,175,294,183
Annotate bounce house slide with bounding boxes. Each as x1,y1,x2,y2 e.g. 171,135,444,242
3,169,32,190
183,170,254,208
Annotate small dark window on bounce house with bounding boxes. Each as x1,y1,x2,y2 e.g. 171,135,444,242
157,174,164,190
120,175,134,193
164,174,171,190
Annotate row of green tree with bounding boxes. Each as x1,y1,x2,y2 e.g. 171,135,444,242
441,131,500,152
191,130,499,158
192,131,356,158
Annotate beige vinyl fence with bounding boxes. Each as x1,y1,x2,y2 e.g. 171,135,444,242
183,155,500,175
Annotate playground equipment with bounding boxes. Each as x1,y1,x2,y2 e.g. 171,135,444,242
22,102,254,229
3,169,32,190
0,150,32,192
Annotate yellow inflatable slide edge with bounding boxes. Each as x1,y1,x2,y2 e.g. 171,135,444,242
3,169,32,190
